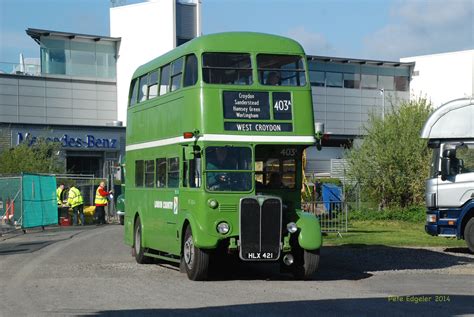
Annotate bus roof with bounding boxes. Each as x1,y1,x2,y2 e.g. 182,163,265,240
133,32,306,79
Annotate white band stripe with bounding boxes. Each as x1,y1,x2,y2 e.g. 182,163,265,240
126,134,315,152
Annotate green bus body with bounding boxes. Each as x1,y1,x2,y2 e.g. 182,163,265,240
125,32,322,279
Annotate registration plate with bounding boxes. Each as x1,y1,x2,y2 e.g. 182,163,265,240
246,252,276,260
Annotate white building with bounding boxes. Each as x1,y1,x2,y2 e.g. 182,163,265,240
110,0,201,124
401,50,474,108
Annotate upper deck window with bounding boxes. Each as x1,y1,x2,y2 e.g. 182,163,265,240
129,79,138,107
148,70,159,99
257,54,306,86
202,53,252,85
183,54,198,87
160,64,171,95
171,57,184,92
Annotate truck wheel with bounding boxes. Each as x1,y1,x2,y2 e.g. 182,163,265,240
183,226,209,281
465,217,474,253
292,248,320,280
134,217,151,264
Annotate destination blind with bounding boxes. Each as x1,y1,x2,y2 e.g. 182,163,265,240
223,91,270,120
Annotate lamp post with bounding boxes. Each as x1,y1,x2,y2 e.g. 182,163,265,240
379,88,385,121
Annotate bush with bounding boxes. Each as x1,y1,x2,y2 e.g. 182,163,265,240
346,98,432,209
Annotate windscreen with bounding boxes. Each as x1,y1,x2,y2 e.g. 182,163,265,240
205,146,252,191
255,145,299,189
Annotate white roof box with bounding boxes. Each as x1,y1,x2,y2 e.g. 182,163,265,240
420,98,474,139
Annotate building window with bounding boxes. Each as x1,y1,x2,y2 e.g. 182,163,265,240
326,72,343,88
309,71,325,87
171,57,184,92
145,160,155,188
378,75,394,91
344,73,360,89
395,76,409,91
183,54,198,87
202,53,252,85
160,64,171,95
148,70,159,99
135,160,144,187
156,158,167,188
361,74,377,89
168,157,179,188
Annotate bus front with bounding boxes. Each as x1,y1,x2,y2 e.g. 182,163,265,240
185,39,322,279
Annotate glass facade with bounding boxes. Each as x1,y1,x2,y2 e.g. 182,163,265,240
40,37,117,79
308,60,410,92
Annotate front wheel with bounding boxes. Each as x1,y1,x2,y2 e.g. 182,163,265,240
183,226,209,281
465,217,474,253
292,248,320,280
134,217,151,264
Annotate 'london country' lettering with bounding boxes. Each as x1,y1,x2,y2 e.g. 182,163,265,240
16,132,117,149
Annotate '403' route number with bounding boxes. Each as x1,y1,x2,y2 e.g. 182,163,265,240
274,99,291,111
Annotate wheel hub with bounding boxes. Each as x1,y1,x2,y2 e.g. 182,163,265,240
184,236,194,269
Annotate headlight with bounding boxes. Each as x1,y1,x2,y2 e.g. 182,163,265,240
217,222,230,234
286,222,298,233
426,214,437,223
208,199,219,209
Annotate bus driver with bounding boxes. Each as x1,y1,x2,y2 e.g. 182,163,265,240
206,147,235,190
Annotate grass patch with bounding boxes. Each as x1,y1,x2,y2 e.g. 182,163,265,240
323,220,467,248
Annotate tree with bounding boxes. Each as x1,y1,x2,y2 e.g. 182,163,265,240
346,98,432,209
0,140,65,175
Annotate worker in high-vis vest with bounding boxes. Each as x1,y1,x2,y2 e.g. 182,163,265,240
56,183,66,225
67,184,84,226
95,181,113,225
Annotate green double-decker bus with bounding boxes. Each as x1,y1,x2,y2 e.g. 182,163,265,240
124,32,322,280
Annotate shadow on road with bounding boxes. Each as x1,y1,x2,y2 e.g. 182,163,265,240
91,295,474,317
316,245,473,281
152,245,472,282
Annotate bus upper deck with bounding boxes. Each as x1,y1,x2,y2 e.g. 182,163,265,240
126,32,316,148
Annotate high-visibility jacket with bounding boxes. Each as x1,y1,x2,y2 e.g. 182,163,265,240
67,187,84,208
56,187,63,206
95,187,108,206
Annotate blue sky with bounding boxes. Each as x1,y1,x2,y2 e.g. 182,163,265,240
0,0,472,64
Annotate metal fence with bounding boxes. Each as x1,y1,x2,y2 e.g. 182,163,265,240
302,201,348,237
0,177,23,235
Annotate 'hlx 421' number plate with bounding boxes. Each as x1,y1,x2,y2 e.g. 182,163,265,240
246,252,277,260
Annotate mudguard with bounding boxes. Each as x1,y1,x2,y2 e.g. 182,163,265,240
182,212,220,249
296,210,323,250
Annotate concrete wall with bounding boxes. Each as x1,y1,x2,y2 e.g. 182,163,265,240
110,0,177,125
401,50,474,108
0,74,116,126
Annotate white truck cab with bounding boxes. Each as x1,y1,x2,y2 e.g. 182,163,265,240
421,98,474,252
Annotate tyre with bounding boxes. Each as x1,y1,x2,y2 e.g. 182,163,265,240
292,248,320,280
183,226,209,281
119,215,124,226
134,217,151,264
465,217,474,253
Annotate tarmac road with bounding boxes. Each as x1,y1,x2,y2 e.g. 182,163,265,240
0,225,472,317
